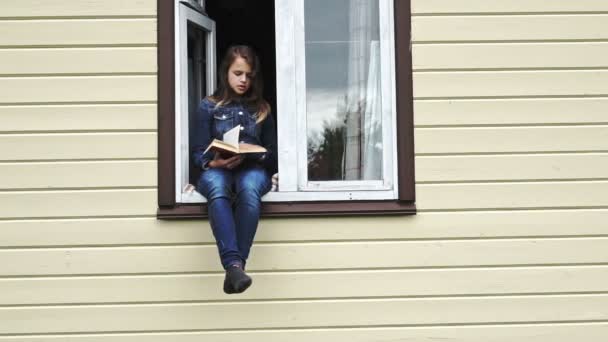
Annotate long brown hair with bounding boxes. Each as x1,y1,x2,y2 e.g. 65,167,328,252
209,45,270,123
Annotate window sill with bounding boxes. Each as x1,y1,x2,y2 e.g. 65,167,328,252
157,200,416,219
179,188,400,203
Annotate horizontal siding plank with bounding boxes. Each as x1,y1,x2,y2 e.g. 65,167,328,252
1,182,607,219
0,189,156,219
415,126,608,154
0,104,156,132
0,133,156,161
0,76,156,104
0,19,155,46
1,238,607,275
417,154,608,182
413,43,608,70
0,325,606,342
0,218,206,247
412,15,608,42
418,181,608,210
414,98,608,126
0,48,156,75
1,210,608,247
0,161,156,190
1,266,606,304
7,153,604,189
412,1,608,14
414,71,608,98
0,0,156,18
1,295,607,333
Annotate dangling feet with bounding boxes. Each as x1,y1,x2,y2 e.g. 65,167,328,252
223,262,252,294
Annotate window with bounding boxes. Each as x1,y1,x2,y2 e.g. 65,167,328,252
158,0,415,218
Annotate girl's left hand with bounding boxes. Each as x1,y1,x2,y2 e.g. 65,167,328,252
209,154,244,170
225,155,245,169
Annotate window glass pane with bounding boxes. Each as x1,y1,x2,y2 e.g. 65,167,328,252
188,22,207,185
305,0,382,181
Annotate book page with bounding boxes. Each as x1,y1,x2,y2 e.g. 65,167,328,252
222,125,241,147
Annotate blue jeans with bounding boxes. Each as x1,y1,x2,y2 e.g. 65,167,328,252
197,164,271,270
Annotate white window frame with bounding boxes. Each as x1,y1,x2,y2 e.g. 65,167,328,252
174,0,216,203
176,0,399,203
274,0,399,201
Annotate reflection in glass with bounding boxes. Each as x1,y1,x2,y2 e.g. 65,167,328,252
305,0,383,181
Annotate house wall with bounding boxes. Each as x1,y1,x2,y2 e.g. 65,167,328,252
1,0,607,340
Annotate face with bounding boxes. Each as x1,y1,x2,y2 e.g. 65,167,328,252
227,56,253,95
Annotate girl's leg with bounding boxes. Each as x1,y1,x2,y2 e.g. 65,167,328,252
233,166,272,267
197,168,242,270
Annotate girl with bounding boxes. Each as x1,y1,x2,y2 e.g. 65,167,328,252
192,45,277,294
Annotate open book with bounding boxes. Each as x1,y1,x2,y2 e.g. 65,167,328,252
203,125,267,156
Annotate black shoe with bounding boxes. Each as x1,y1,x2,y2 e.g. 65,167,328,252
223,264,252,294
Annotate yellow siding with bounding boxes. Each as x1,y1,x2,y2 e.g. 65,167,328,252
0,0,156,17
414,98,608,126
414,43,608,70
415,126,608,153
0,48,156,75
414,71,608,97
0,20,156,46
0,161,156,189
0,76,156,103
0,104,156,132
1,210,607,246
0,325,606,342
2,238,607,275
413,15,608,41
0,1,607,341
412,1,608,13
2,295,608,333
2,266,608,304
0,133,156,161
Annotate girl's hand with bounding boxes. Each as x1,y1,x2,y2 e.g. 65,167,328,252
209,154,244,170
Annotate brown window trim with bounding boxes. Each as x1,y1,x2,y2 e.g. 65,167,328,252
157,0,415,218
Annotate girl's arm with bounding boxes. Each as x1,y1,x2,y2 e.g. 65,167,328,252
191,98,215,170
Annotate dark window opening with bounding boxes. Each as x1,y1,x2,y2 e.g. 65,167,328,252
206,0,276,115
188,0,277,186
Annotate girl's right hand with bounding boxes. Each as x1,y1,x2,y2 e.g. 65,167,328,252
209,154,244,170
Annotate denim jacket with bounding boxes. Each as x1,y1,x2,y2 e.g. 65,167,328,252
191,97,278,174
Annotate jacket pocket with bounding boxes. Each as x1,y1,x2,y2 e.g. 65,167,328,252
213,110,235,137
